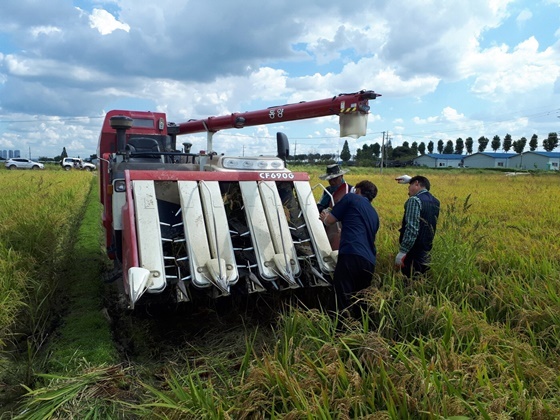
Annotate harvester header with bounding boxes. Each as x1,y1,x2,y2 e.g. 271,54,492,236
97,89,381,309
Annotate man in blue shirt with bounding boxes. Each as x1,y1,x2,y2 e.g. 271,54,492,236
319,180,379,311
395,175,440,278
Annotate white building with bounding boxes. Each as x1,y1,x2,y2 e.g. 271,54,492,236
413,154,463,168
508,151,560,171
462,152,515,169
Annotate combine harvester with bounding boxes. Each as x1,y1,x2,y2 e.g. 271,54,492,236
98,90,381,309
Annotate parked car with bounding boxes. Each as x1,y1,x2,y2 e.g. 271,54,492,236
60,157,96,171
4,158,44,170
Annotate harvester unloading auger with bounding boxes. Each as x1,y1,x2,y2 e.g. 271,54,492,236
98,90,381,308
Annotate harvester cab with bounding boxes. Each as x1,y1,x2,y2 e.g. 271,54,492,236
97,90,380,308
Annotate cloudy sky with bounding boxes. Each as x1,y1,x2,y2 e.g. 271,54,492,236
0,0,559,159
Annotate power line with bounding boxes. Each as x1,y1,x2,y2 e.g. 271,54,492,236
0,116,104,123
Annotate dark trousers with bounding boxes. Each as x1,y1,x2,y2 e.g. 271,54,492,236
401,251,430,278
332,254,375,311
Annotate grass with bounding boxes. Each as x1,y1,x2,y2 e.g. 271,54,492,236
2,167,560,419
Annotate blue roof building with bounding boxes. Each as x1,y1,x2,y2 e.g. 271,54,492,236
462,152,516,168
413,153,464,168
509,151,560,170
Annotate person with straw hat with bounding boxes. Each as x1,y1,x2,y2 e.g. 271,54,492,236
317,164,352,212
317,164,353,250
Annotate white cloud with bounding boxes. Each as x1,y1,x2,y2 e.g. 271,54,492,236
516,9,533,25
469,37,560,100
30,26,61,37
89,8,130,35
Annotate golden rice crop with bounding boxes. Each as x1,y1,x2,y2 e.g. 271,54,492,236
0,171,94,351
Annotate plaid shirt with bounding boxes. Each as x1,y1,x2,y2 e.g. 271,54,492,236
399,189,428,253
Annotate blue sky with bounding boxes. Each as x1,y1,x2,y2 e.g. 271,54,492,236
0,0,559,159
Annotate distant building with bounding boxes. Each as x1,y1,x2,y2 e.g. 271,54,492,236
462,152,515,169
413,153,463,168
509,151,560,171
2,149,20,158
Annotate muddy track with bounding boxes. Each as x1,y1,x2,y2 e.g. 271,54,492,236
102,279,334,365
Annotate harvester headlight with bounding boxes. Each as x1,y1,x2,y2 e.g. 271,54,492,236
113,179,126,193
222,157,285,170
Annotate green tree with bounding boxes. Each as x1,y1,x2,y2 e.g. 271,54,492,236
443,140,454,154
512,137,527,154
529,134,538,151
418,142,426,155
392,143,416,160
465,137,473,154
371,143,381,158
491,135,501,152
61,147,68,160
355,144,376,166
320,153,336,162
437,140,444,154
383,138,393,161
454,138,464,154
427,141,434,154
502,133,512,152
411,141,418,156
307,152,321,164
340,140,351,162
543,132,559,152
477,136,489,153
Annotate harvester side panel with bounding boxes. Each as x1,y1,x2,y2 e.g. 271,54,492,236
132,181,167,292
258,181,301,284
293,181,337,273
121,174,140,293
239,181,280,281
178,181,213,289
198,181,239,284
177,181,238,292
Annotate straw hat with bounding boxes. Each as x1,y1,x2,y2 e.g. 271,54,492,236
319,164,350,180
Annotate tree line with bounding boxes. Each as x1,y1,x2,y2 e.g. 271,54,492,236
286,132,559,166
37,134,558,167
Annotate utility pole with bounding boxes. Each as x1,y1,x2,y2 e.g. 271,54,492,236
380,131,385,173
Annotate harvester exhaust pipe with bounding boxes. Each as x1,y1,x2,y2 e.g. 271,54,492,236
110,115,134,153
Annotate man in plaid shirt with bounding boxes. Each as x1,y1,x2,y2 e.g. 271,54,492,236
395,175,440,278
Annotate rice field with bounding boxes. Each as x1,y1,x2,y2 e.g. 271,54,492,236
1,167,559,419
0,171,93,337
0,170,95,407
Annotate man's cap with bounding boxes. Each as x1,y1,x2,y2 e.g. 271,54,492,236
319,164,350,180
